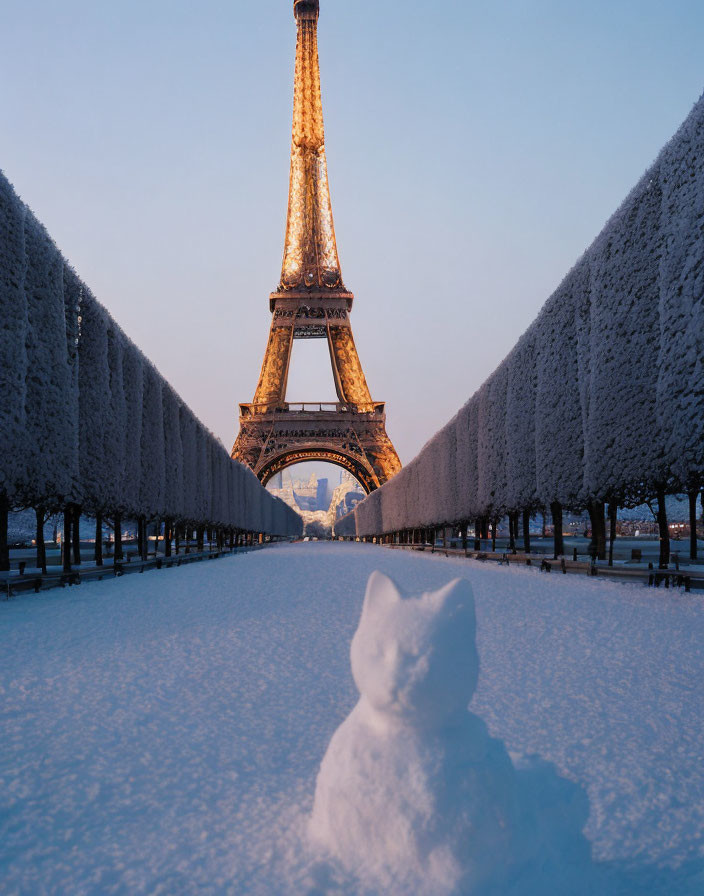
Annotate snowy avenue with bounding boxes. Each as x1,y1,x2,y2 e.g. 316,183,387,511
2,1,704,892
2,543,703,894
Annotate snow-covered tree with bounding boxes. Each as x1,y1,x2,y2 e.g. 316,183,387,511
194,424,210,525
120,338,144,518
476,369,508,522
454,398,479,524
504,330,538,513
139,362,166,521
0,172,28,509
20,211,78,512
104,323,128,513
179,406,198,524
534,260,587,509
162,384,185,524
76,288,112,514
656,95,704,495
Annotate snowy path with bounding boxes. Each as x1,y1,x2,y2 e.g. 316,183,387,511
1,542,703,894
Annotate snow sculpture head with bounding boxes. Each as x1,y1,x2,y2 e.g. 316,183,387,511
350,571,478,726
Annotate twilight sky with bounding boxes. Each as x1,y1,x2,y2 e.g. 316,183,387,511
1,0,703,476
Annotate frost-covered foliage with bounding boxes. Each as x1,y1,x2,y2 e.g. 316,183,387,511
139,362,166,519
0,174,27,502
161,384,184,522
21,211,78,510
352,92,704,537
77,289,111,511
0,171,301,537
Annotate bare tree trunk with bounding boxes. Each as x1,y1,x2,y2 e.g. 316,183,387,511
63,505,72,572
689,488,698,562
474,520,481,551
656,486,670,569
587,501,606,561
491,520,497,552
36,506,47,574
72,506,81,565
598,504,607,561
165,519,172,558
175,523,181,555
551,501,564,559
608,503,617,567
114,514,123,561
522,510,531,554
508,512,517,552
0,493,9,573
197,526,204,552
94,513,103,566
137,517,145,561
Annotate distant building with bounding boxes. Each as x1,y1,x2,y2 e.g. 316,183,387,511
267,469,365,537
269,472,330,513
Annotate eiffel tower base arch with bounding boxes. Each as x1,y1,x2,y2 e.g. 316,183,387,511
234,401,399,494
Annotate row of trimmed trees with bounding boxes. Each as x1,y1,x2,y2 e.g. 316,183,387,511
0,171,302,572
343,92,704,567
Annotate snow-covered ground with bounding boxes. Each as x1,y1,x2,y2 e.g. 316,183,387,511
1,543,703,894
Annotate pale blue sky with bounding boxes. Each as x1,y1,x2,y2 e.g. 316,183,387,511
2,0,703,476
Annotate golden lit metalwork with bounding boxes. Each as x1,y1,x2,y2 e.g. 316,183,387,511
232,1,401,491
281,4,342,291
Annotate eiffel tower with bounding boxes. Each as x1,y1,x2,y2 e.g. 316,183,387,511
232,0,401,493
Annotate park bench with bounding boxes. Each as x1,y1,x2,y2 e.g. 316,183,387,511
1,542,270,601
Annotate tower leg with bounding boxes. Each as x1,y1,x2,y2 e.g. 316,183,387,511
252,325,295,409
328,326,373,409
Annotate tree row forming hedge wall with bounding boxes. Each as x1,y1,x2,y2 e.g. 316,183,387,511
0,170,302,571
345,92,704,567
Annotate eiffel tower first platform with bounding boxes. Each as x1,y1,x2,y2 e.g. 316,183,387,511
231,0,401,493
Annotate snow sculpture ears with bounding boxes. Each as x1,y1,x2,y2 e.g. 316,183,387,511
361,570,402,618
432,577,478,653
351,572,479,723
430,577,476,625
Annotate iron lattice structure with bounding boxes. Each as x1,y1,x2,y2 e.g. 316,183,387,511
232,0,401,492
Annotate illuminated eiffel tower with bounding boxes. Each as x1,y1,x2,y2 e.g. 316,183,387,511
232,0,401,493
